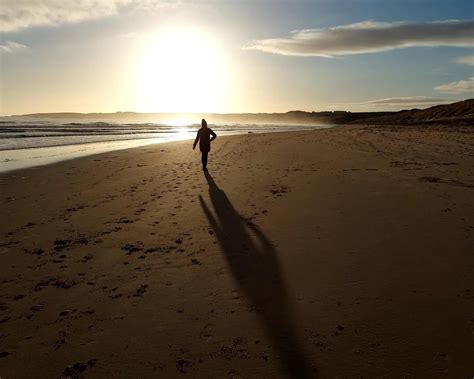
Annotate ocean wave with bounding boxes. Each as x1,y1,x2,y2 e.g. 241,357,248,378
0,123,331,151
0,130,177,139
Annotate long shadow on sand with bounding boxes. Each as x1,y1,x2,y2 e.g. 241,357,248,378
199,171,314,378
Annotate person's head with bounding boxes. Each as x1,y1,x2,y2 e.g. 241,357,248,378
201,119,207,128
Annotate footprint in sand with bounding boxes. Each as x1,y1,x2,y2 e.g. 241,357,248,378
80,255,93,263
133,284,148,297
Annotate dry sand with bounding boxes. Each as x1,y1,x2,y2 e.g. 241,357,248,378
0,125,473,378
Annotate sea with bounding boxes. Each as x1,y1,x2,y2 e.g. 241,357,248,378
0,117,333,173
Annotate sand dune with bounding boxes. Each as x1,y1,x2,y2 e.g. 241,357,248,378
352,99,474,126
0,125,473,377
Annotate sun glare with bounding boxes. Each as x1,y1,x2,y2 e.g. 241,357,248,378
162,118,194,127
136,27,229,113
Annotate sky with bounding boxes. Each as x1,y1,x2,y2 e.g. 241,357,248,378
0,0,473,115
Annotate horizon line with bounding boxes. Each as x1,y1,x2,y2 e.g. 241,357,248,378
4,98,471,118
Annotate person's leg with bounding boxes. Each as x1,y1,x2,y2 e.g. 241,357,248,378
201,152,208,170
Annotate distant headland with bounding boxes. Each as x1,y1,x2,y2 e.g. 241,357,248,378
10,99,473,126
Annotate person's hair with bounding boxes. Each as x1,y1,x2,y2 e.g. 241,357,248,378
201,119,207,127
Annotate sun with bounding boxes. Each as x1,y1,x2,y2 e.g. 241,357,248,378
136,27,229,113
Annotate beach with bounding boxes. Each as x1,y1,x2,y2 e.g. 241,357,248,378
0,125,473,377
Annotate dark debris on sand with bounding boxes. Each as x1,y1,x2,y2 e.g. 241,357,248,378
60,359,96,378
176,359,193,373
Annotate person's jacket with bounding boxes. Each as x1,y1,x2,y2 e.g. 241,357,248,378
194,127,216,152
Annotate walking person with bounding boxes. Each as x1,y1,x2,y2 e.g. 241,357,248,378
193,119,216,170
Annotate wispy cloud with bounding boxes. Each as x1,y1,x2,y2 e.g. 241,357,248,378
364,97,455,106
456,55,474,66
327,96,456,111
436,56,474,94
0,0,178,33
0,0,121,33
246,19,474,57
0,40,28,53
434,77,474,94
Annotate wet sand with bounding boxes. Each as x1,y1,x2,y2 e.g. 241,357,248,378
0,125,473,378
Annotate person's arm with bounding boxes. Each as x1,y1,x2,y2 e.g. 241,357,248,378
193,130,200,150
210,129,217,143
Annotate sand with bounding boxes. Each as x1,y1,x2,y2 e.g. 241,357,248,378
0,125,473,378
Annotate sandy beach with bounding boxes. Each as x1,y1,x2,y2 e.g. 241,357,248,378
0,125,473,378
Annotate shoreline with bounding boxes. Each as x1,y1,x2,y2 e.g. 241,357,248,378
1,125,472,377
0,126,334,174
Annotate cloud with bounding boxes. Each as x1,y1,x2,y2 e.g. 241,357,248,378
327,96,456,111
246,19,474,57
456,55,474,66
434,77,474,94
0,0,178,33
0,40,28,53
365,96,454,106
0,0,121,33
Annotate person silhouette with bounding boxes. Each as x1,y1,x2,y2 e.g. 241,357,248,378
193,119,216,170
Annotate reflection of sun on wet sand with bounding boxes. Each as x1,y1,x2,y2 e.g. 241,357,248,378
0,125,473,377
